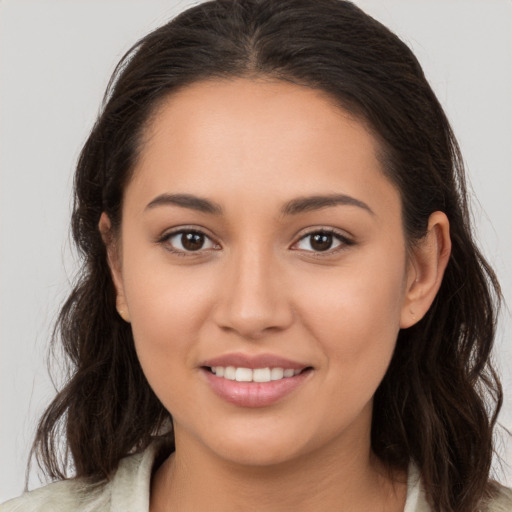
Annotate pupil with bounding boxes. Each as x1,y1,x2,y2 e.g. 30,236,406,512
311,233,332,251
182,232,204,251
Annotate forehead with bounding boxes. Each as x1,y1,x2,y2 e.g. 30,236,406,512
128,77,399,219
141,78,374,163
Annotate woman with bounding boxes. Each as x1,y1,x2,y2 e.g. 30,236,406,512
3,0,511,510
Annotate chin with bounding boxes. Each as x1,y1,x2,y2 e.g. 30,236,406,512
218,444,303,468
201,425,311,468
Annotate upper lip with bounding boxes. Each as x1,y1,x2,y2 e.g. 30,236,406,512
201,353,310,370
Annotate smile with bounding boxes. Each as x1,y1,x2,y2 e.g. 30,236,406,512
203,366,312,408
209,366,302,382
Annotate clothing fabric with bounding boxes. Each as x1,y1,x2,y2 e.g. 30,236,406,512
2,441,511,511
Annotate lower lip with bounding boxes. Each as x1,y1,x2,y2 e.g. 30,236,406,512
202,368,311,408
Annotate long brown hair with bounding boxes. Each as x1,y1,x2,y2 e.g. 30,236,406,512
31,1,503,510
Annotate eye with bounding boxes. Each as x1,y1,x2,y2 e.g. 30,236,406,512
293,229,353,253
160,229,219,254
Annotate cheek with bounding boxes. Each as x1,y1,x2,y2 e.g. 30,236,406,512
123,267,218,421
120,252,217,391
125,266,213,343
294,252,407,387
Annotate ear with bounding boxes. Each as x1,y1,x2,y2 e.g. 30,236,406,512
98,212,131,323
400,211,451,329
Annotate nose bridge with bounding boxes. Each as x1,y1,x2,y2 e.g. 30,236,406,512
214,238,293,338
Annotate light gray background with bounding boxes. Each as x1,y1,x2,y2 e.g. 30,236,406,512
1,0,511,502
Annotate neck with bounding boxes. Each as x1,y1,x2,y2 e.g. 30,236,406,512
150,421,407,512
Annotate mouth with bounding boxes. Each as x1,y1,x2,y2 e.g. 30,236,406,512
204,366,309,383
200,355,314,407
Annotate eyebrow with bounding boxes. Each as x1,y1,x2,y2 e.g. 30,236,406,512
281,194,374,216
145,192,374,216
145,193,223,214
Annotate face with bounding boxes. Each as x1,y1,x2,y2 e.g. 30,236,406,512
107,78,425,468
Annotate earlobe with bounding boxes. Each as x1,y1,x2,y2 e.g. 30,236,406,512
116,305,131,323
98,212,131,323
400,211,451,329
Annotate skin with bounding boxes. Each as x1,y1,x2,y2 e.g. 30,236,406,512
100,78,451,511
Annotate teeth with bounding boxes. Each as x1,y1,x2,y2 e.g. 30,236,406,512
253,368,271,382
235,367,252,382
270,367,284,380
210,366,303,382
224,366,236,380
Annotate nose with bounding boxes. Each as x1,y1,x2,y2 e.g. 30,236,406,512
212,245,294,340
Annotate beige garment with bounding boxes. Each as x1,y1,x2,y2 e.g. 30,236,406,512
2,442,510,511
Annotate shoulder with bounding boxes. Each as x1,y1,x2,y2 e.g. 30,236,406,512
0,478,110,512
405,464,512,512
1,440,169,512
481,483,512,512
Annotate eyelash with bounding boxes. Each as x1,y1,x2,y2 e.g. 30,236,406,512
157,227,354,257
293,228,355,256
157,228,219,257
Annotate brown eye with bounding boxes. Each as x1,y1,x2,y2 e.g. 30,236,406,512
165,230,217,253
294,230,352,253
181,232,205,251
310,233,333,251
